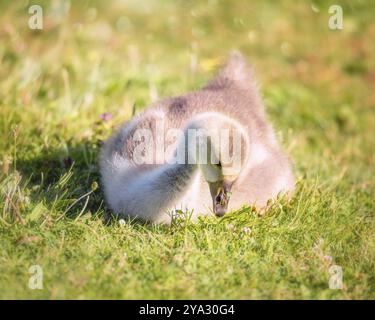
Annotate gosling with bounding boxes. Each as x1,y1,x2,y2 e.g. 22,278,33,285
100,52,294,223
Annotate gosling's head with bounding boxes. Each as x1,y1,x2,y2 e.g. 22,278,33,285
187,112,249,217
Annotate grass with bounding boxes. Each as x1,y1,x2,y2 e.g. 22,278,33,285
0,0,374,299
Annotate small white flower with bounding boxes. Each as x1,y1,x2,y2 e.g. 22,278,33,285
242,227,252,234
226,223,235,231
324,255,333,263
118,219,126,226
173,254,184,266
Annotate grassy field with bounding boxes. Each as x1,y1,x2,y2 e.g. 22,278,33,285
0,0,374,299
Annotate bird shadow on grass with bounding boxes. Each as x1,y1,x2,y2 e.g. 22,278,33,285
15,141,112,223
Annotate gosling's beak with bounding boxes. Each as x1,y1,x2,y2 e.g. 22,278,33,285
209,181,233,217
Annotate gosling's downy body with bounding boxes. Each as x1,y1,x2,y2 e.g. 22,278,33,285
100,52,294,223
